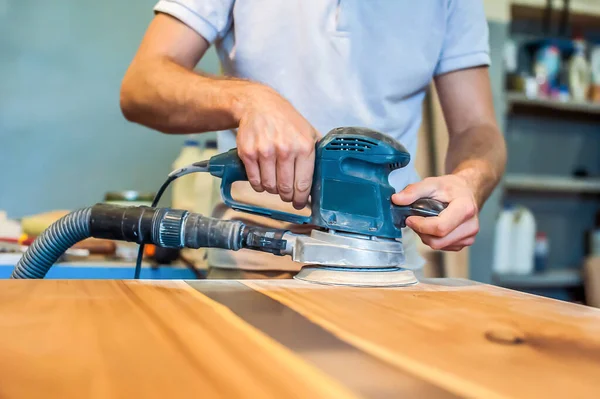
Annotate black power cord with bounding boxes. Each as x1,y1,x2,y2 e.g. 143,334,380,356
134,160,210,279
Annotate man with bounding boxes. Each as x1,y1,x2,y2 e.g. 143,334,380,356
120,1,506,278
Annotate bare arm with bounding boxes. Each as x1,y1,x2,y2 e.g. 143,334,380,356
120,13,245,133
435,67,506,208
393,67,506,251
121,14,319,208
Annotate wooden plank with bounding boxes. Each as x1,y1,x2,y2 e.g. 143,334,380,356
188,280,455,399
245,279,600,399
0,280,357,399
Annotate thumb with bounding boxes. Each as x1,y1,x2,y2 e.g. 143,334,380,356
392,179,439,206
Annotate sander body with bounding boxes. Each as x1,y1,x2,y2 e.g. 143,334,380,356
207,127,446,286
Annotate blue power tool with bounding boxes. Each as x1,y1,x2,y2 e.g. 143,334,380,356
206,127,446,286
10,127,445,286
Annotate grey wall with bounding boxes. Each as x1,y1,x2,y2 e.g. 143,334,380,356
0,1,219,218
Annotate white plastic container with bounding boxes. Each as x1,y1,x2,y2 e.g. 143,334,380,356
511,206,537,275
194,140,219,216
172,139,203,211
0,211,22,238
492,207,515,275
493,205,537,275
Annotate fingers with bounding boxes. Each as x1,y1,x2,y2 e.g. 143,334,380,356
412,216,479,251
292,142,315,210
238,146,264,193
406,196,477,237
392,178,442,206
276,146,295,202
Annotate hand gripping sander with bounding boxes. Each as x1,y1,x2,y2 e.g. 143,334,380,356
205,127,446,287
10,127,445,286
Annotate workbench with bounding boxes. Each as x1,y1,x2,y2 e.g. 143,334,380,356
0,278,599,398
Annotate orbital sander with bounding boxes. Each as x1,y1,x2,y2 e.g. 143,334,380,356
11,127,445,287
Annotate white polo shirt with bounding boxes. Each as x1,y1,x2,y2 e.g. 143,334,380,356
153,0,491,271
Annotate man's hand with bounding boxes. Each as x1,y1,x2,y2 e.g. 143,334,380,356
393,66,505,252
392,175,479,251
234,85,320,209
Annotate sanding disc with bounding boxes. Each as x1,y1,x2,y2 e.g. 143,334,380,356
294,266,418,287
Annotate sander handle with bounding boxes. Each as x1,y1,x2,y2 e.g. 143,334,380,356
208,149,312,225
392,198,448,229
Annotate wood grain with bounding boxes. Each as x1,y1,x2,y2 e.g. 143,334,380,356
0,280,357,399
245,279,600,399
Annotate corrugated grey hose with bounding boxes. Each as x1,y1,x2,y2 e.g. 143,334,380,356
11,207,92,279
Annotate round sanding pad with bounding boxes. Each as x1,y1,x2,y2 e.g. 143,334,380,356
294,266,418,287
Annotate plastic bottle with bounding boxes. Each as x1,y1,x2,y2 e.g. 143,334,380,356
534,232,549,272
590,45,600,102
194,139,219,216
569,38,591,102
512,207,536,275
172,139,203,211
0,211,22,238
492,206,515,275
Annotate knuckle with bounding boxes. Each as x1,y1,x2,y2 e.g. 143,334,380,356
239,149,257,162
295,179,311,192
434,223,450,237
429,241,444,250
277,182,293,194
276,143,291,159
464,200,477,218
258,146,275,159
263,182,277,192
297,140,314,156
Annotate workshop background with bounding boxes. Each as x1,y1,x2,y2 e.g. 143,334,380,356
1,1,599,303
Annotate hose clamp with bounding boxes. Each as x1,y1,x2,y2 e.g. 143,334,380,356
156,209,188,248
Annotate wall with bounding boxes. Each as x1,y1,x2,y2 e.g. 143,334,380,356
0,0,219,218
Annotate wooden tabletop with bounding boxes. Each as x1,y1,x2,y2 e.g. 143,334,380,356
0,278,599,398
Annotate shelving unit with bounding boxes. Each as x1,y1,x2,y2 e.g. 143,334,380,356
498,4,600,302
506,92,600,116
504,174,600,193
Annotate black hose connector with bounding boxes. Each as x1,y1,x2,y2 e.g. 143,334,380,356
89,204,187,247
11,207,92,279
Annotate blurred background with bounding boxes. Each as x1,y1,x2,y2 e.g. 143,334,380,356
0,0,599,304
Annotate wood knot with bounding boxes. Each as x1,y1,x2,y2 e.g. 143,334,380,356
485,327,526,345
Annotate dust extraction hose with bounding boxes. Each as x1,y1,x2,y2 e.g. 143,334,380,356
11,204,288,279
12,208,93,279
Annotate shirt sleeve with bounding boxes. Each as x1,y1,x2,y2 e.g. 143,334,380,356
434,0,491,76
153,0,234,44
